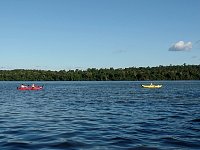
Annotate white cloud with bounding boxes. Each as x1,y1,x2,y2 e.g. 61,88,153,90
113,49,127,54
194,40,200,45
194,40,200,49
169,41,192,51
192,56,197,59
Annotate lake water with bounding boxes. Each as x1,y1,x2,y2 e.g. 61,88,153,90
0,81,199,150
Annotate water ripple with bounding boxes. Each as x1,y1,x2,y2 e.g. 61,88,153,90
0,81,200,149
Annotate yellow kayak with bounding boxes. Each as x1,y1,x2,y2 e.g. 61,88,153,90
141,83,162,88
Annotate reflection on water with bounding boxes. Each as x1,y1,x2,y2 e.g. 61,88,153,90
0,81,200,150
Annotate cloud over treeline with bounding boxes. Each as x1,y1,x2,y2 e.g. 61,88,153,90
169,41,192,51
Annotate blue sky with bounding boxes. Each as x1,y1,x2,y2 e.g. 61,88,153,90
0,0,200,70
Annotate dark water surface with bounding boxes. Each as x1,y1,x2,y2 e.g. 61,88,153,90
0,81,199,150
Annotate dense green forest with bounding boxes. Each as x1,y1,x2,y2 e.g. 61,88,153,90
0,64,200,81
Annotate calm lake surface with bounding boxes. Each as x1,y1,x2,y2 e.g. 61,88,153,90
0,81,199,150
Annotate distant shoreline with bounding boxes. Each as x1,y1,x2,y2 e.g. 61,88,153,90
0,64,199,81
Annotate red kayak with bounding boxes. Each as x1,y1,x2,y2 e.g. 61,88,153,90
17,86,43,90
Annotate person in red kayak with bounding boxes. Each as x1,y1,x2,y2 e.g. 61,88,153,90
20,84,27,88
32,84,35,88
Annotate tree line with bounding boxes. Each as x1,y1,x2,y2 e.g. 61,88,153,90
0,64,199,81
